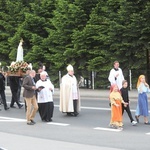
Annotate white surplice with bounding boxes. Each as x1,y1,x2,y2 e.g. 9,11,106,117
36,79,54,103
108,68,124,89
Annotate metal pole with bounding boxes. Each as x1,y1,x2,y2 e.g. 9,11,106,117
129,69,132,90
59,71,61,85
5,75,7,86
92,71,94,90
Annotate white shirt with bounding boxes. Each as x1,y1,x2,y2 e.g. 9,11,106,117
108,68,124,89
36,79,54,103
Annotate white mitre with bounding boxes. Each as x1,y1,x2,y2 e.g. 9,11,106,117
66,64,74,71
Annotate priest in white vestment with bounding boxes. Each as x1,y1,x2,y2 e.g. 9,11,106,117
108,61,124,89
59,64,81,116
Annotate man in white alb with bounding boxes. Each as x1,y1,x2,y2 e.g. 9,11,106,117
59,64,81,116
108,61,124,90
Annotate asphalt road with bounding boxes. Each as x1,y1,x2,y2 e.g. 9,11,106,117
0,87,150,150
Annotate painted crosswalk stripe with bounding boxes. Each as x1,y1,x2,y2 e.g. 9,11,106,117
0,147,7,150
94,127,122,132
0,116,26,122
146,132,150,135
47,122,70,126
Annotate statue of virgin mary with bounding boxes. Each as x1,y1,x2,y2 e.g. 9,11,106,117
16,39,24,62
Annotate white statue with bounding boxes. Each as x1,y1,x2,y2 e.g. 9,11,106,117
16,39,24,62
28,63,32,70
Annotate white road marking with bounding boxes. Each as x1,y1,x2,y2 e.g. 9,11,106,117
0,147,7,150
54,105,138,112
94,127,122,132
0,116,26,122
81,106,110,110
145,132,150,135
0,116,70,126
54,105,111,111
4,103,138,112
47,122,70,126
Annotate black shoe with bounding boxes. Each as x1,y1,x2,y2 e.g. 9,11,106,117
27,122,34,125
47,119,52,122
4,107,9,110
74,112,79,117
19,104,23,109
30,120,36,124
135,116,139,123
45,119,52,122
67,112,74,116
10,106,16,108
42,119,52,122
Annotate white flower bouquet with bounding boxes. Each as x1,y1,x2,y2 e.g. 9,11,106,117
7,61,29,76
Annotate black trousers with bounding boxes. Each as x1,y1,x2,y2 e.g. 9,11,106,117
122,104,134,122
10,89,21,107
0,90,8,109
73,100,78,113
38,102,54,121
17,84,22,101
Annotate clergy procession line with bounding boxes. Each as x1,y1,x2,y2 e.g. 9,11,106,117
0,64,81,125
0,61,150,131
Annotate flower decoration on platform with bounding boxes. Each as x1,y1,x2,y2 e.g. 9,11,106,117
8,61,29,73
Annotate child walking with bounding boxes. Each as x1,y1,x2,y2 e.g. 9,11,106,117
120,80,137,126
109,84,128,130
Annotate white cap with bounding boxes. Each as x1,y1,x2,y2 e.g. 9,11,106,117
66,64,74,71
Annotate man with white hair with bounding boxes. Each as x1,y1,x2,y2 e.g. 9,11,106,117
23,70,38,125
36,71,54,122
60,64,81,116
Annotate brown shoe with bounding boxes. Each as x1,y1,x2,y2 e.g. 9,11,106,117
30,120,36,124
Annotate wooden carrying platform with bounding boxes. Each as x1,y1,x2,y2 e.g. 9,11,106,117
7,69,26,77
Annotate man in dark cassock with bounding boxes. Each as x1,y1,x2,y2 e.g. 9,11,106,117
9,76,23,108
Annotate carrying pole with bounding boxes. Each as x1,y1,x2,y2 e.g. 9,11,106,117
59,71,61,85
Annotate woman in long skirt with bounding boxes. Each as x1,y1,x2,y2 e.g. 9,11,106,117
135,75,150,124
